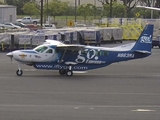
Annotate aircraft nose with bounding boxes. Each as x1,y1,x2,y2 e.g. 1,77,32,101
6,52,13,58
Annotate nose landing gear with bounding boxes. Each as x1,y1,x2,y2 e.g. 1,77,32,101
16,70,23,76
16,63,23,76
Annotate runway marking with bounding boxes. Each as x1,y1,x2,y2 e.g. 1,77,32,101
131,109,155,112
0,91,160,96
0,104,159,109
74,107,79,109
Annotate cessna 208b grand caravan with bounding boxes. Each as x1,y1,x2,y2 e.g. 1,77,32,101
6,24,154,77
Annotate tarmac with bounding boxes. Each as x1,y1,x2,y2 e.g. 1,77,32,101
0,42,160,120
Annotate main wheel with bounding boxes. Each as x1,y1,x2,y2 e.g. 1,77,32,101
59,69,66,75
16,70,23,76
66,70,73,77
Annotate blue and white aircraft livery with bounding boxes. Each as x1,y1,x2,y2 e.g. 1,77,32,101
6,24,154,77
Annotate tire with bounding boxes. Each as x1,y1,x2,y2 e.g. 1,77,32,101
66,70,73,77
59,69,66,75
33,21,37,25
16,70,23,76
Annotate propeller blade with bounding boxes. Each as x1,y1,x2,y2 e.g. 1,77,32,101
6,52,13,62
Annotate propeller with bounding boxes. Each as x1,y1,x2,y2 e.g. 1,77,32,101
6,52,13,62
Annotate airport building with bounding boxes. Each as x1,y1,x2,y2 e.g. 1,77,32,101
0,5,17,23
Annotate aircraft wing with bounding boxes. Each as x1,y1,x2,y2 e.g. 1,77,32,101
44,39,85,51
136,5,160,11
56,44,86,51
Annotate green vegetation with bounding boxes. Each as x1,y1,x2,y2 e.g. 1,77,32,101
1,0,160,20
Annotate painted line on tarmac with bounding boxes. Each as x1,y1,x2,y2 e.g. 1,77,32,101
0,104,159,109
0,91,160,96
131,109,155,112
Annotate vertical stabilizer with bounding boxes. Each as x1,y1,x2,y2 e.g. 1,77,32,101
131,24,154,53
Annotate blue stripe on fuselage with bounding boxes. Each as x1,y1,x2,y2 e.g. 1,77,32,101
20,50,38,54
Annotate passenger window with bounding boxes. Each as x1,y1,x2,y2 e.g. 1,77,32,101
96,50,101,56
104,51,108,55
46,49,53,53
96,50,108,56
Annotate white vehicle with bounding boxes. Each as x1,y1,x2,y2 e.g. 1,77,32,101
3,22,21,29
16,16,40,25
43,24,56,29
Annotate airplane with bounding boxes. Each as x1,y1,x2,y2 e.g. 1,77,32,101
6,24,154,77
136,5,160,11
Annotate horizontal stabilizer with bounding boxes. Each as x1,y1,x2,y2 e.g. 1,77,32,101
65,62,77,65
135,50,151,54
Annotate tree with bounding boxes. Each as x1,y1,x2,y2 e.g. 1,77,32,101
43,1,69,21
121,0,140,17
103,2,126,17
77,4,96,22
155,0,160,7
138,0,152,6
22,2,40,16
139,0,160,7
0,1,4,4
66,5,75,16
98,0,140,17
5,0,32,15
136,0,160,18
97,0,117,5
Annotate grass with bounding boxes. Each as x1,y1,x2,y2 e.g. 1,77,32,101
17,15,98,21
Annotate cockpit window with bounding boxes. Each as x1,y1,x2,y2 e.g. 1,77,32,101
46,49,53,53
34,46,48,53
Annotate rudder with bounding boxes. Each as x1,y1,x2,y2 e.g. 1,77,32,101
131,24,154,52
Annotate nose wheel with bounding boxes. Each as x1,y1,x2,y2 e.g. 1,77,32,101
16,70,23,76
16,63,23,76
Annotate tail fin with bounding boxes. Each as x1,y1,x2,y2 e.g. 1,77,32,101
131,24,154,53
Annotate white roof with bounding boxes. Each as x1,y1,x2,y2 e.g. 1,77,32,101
0,5,16,8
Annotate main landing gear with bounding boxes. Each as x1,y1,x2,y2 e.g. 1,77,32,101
16,63,23,76
59,65,73,77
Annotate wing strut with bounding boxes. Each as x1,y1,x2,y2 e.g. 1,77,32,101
58,49,67,63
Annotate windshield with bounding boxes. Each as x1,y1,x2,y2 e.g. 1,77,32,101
46,49,53,53
34,46,48,53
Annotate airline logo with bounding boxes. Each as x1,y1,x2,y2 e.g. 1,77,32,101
140,36,151,43
19,54,27,58
75,49,106,64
